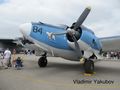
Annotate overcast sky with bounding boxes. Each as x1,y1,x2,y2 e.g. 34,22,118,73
0,0,120,39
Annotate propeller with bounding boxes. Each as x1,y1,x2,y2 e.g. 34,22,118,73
66,7,91,58
48,7,91,58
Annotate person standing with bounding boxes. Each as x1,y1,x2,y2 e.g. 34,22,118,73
12,49,16,67
2,48,11,69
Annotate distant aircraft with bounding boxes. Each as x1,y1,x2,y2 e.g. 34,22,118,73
19,7,120,73
0,38,23,53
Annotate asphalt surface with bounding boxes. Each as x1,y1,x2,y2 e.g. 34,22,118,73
0,54,120,90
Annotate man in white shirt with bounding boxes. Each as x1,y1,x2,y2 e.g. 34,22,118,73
2,48,11,69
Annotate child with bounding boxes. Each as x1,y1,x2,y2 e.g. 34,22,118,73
15,57,23,70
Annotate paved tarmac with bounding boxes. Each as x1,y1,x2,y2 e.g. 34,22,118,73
0,54,120,90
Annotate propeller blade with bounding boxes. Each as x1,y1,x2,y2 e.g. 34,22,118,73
72,35,82,57
73,7,91,30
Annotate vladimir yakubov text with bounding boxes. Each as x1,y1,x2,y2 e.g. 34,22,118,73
73,79,114,84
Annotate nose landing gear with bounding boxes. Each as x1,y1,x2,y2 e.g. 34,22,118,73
38,52,47,67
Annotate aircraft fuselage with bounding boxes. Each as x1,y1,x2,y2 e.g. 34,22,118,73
20,22,102,61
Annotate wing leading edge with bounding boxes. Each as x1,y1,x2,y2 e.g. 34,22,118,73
100,36,120,51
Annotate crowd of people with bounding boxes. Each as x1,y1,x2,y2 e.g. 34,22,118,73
0,48,23,69
102,51,120,59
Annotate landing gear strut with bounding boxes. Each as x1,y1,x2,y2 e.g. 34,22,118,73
84,59,94,74
38,52,47,67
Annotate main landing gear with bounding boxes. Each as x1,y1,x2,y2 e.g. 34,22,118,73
38,52,48,67
83,53,97,74
84,59,94,74
38,52,95,74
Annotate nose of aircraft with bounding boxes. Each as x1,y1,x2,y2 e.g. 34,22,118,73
20,23,32,36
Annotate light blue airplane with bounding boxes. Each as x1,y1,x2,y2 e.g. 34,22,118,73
19,7,120,73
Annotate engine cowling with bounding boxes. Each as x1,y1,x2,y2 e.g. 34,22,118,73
66,27,82,42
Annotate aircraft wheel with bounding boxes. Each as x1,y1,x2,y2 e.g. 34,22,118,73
84,59,94,74
38,57,47,67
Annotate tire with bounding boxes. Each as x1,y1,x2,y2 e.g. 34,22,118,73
38,57,47,67
84,60,94,73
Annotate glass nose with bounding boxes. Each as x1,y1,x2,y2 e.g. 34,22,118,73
19,23,32,36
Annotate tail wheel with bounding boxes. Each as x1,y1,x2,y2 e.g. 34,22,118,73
84,59,94,73
38,57,47,67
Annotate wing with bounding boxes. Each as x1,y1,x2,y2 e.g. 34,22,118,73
100,36,120,51
0,39,14,43
0,39,17,49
